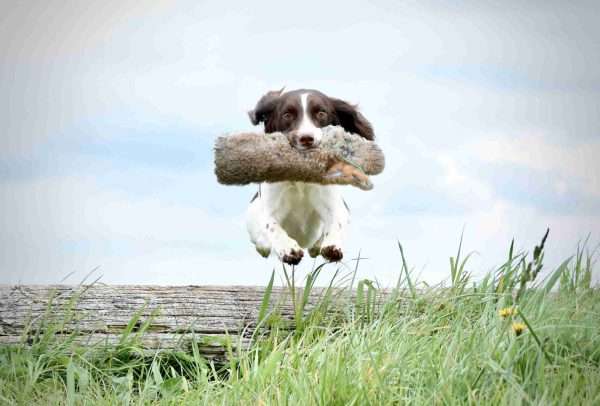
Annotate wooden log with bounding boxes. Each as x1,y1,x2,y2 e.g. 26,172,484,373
0,284,349,359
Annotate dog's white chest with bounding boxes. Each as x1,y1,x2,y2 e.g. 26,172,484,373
264,182,327,246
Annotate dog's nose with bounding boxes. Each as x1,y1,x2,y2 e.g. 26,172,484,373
298,134,314,148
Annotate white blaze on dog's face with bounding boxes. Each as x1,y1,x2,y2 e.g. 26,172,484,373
292,93,324,150
248,88,375,150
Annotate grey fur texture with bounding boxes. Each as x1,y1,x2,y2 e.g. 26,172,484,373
214,126,385,190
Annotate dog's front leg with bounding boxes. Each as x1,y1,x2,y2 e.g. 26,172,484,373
311,189,349,262
246,193,304,265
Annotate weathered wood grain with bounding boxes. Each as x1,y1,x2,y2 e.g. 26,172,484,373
0,284,350,358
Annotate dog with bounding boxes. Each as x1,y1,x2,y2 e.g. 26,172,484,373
246,88,374,265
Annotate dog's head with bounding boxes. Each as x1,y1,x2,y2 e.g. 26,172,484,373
248,88,374,150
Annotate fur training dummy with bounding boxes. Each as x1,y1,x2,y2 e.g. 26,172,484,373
214,126,385,190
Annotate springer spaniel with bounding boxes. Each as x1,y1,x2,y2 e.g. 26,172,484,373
246,88,374,265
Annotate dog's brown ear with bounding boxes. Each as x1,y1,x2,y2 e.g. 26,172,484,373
331,98,374,140
248,87,285,125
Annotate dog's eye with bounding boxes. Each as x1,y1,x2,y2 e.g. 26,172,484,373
316,111,328,121
282,112,294,121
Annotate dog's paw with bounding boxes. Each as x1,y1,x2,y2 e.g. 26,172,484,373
273,236,304,265
321,245,343,262
281,248,304,265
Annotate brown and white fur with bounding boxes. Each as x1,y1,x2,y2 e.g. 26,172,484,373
246,88,374,265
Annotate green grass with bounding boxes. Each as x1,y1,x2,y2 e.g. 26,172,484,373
1,232,599,405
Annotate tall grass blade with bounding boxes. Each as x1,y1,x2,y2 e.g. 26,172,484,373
257,269,275,326
516,308,552,363
542,258,572,294
398,241,416,299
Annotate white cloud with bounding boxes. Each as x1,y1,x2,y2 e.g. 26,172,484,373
0,170,249,283
470,135,600,198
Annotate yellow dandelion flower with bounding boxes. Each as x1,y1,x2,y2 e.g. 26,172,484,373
499,307,516,319
512,322,527,336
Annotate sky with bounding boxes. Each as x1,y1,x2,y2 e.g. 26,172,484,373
1,0,599,287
